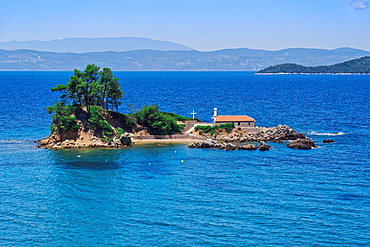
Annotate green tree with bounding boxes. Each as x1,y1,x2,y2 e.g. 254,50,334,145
46,100,79,133
105,75,123,112
47,64,124,134
81,64,101,114
134,104,184,134
50,64,123,113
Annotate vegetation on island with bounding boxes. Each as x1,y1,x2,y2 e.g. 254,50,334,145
47,64,195,141
125,104,188,135
257,56,370,74
195,123,234,136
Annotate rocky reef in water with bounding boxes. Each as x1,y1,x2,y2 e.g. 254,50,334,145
189,140,272,151
188,125,317,151
287,138,317,150
194,125,305,143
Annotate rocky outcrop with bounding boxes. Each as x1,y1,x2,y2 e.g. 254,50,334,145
188,125,313,151
323,139,334,143
38,120,131,149
287,138,316,150
196,125,306,143
38,133,131,149
120,133,132,145
188,140,270,151
241,144,258,150
188,142,201,149
258,142,271,151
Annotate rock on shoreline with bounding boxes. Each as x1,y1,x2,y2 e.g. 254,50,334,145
195,125,306,143
188,125,317,151
287,138,316,150
37,132,131,149
188,139,271,151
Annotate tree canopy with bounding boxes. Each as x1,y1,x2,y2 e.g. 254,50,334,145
47,64,123,134
51,64,123,113
47,64,188,136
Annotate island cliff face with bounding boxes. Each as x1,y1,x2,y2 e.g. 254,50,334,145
38,109,132,149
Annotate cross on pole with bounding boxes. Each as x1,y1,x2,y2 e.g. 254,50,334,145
191,110,197,119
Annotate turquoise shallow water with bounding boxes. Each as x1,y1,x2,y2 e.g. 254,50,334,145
0,72,370,246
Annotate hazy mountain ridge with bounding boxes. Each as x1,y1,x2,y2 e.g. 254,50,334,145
1,47,369,71
0,37,193,53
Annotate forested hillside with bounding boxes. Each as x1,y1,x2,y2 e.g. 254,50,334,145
257,56,370,74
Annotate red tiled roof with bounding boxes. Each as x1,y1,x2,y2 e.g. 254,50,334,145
215,115,255,122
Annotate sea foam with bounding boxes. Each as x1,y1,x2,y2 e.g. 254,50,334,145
309,131,346,136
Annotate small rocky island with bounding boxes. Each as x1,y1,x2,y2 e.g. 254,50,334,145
38,64,199,149
38,64,318,151
257,56,370,74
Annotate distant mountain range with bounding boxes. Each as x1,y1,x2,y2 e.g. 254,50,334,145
257,56,370,74
1,47,370,71
0,37,193,53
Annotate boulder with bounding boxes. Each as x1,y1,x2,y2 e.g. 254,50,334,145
40,139,49,145
241,144,258,150
200,139,217,148
120,133,132,146
258,142,271,151
188,142,201,148
113,138,122,147
287,138,316,150
225,143,236,151
323,139,334,143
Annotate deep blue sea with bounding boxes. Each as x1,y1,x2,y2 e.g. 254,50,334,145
0,71,370,246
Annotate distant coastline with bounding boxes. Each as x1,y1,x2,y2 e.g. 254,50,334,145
1,47,369,71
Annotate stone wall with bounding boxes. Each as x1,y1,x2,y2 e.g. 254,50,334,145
182,120,198,133
240,127,260,133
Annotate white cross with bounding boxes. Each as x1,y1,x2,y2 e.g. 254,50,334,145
191,110,197,119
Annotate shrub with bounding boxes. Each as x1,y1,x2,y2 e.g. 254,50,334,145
195,123,234,134
133,104,185,135
195,125,213,132
47,101,79,133
88,106,113,136
116,127,124,138
125,114,137,128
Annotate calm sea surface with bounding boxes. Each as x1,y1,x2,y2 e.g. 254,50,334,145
0,71,369,246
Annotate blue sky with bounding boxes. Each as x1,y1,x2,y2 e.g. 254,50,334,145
1,0,369,51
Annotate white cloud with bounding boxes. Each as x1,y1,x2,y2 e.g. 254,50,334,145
350,0,369,10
